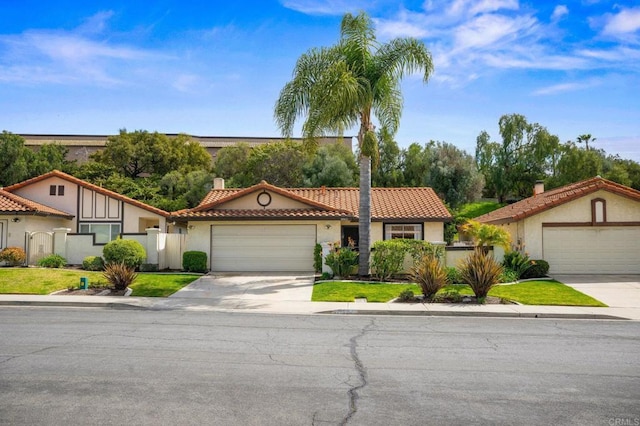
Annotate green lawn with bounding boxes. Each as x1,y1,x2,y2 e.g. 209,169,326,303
0,268,199,297
312,281,420,303
312,280,607,307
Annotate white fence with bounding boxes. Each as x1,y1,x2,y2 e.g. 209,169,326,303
51,228,186,270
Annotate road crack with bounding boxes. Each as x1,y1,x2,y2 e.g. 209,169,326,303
340,319,375,425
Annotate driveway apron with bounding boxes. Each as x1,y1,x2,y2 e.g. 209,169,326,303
555,274,640,308
169,273,315,302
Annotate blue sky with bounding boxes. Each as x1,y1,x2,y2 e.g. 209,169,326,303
1,0,639,161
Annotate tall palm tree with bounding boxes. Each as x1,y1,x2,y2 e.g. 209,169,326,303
274,12,433,276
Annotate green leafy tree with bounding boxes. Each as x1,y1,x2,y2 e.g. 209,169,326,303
303,145,356,187
274,11,433,276
30,143,76,177
476,114,558,202
95,130,210,178
401,142,431,187
0,131,31,185
372,128,403,187
246,141,306,187
427,141,484,209
214,143,253,187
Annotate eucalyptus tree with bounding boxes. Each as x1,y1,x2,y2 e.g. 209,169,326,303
274,12,433,276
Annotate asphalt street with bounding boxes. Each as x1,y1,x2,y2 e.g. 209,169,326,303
0,307,639,425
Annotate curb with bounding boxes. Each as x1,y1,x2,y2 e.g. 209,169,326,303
0,300,146,310
317,309,628,320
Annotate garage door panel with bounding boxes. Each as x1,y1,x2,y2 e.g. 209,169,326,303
211,224,316,272
543,227,640,274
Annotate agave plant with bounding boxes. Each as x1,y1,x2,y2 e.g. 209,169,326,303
103,262,137,291
411,254,447,299
458,248,504,301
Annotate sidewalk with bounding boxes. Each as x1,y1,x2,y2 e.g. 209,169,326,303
0,293,637,320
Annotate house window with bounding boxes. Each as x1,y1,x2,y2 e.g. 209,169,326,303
592,198,606,224
49,185,65,196
79,223,121,244
384,224,422,240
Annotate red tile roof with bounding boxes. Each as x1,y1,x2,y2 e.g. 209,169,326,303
4,170,170,218
0,189,73,218
476,176,640,224
175,181,451,221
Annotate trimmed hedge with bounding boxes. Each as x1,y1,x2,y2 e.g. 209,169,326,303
82,256,104,271
103,239,146,269
521,259,550,279
0,247,26,266
37,254,67,268
183,251,207,273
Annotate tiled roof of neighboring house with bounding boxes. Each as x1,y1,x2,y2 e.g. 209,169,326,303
476,176,640,225
0,189,74,218
176,181,452,221
4,170,170,218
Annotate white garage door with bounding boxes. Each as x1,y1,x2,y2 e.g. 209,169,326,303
543,227,640,274
211,224,316,272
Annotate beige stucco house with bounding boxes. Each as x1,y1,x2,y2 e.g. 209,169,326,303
0,189,73,254
476,177,640,274
4,170,171,245
172,179,452,272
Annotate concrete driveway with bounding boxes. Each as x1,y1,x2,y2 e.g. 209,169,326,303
169,273,315,303
555,275,640,308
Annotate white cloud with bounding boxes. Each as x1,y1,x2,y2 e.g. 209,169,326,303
551,5,569,21
532,81,592,95
279,0,368,15
447,0,519,18
453,14,537,50
602,7,640,35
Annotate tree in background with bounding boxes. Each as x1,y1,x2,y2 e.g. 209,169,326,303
274,12,434,276
93,130,211,178
372,128,403,187
303,144,357,187
476,114,559,202
428,141,484,209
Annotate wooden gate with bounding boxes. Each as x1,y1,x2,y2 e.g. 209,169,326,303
158,233,186,270
28,231,53,265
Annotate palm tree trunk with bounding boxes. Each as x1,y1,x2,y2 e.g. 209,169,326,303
358,155,371,277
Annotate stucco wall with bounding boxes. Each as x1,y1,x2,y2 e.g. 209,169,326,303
423,222,444,242
12,177,76,215
1,216,71,249
122,203,166,233
218,191,309,210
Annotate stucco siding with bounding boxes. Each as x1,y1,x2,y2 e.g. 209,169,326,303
423,222,444,242
122,203,166,233
11,177,76,215
218,191,310,210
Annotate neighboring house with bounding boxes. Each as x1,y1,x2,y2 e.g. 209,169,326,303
172,179,451,272
0,189,73,251
4,170,171,245
476,177,640,274
20,134,353,163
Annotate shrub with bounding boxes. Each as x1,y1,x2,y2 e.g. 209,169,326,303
521,259,550,279
0,247,26,266
314,243,322,273
324,246,358,278
103,239,146,269
499,268,519,283
82,256,104,271
458,248,504,301
140,263,159,272
371,240,406,281
103,262,137,291
397,289,415,302
182,251,207,273
412,254,448,299
502,251,532,279
403,240,444,264
445,266,462,284
37,254,67,268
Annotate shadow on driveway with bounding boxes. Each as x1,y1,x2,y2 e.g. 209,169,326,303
169,273,315,302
